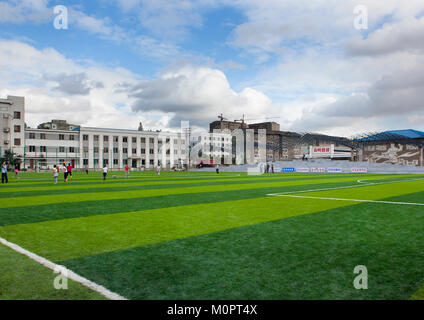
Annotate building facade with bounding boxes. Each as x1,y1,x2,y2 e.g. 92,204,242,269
1,95,189,170
0,96,25,158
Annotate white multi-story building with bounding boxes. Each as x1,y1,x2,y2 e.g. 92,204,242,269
1,95,189,170
0,96,25,158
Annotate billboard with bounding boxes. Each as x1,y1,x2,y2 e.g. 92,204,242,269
282,167,296,173
296,168,310,173
311,168,326,173
351,168,368,173
327,168,343,173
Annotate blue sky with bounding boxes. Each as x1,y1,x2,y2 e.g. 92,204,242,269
1,0,424,135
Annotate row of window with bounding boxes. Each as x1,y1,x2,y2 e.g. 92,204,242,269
83,159,157,166
82,135,184,144
28,132,76,140
28,146,76,153
25,146,185,155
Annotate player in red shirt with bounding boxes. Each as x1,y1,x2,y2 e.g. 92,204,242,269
66,163,73,180
124,165,129,178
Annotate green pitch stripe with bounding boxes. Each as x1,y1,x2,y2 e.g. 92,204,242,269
1,174,408,198
0,173,409,194
0,196,357,261
1,181,423,261
61,192,424,300
0,180,370,226
0,176,388,208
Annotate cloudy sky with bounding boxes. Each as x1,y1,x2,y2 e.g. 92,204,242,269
1,0,424,136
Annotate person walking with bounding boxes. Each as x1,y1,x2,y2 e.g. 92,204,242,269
124,165,129,178
63,162,68,182
14,164,19,179
66,163,73,180
216,164,220,174
271,163,274,173
1,162,8,184
52,165,59,184
103,165,108,180
156,164,161,176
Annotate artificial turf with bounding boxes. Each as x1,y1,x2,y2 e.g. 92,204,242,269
0,171,423,300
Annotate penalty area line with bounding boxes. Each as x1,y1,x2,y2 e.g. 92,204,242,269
274,195,424,206
0,236,127,300
267,178,424,197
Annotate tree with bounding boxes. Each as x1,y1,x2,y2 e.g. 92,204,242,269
1,149,20,167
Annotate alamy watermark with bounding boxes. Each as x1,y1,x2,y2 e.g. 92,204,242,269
53,5,68,30
353,5,368,30
53,265,68,290
353,265,368,290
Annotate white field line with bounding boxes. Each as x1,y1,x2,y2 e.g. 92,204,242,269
276,195,424,206
0,237,127,300
267,178,424,196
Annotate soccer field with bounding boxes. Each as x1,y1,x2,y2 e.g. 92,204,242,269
1,171,424,300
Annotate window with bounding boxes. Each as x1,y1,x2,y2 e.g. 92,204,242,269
59,147,65,153
83,135,89,141
104,147,109,153
14,138,21,146
132,137,137,143
166,138,170,143
94,135,99,142
94,159,99,165
113,159,118,165
150,159,154,165
14,125,21,133
83,147,88,153
113,147,118,153
166,149,170,155
149,138,154,143
69,147,75,153
123,137,128,143
103,136,109,142
174,150,178,155
83,159,88,165
113,136,118,142
150,149,154,154
141,149,145,154
123,159,128,165
40,146,46,152
174,139,178,144
123,148,128,154
40,133,46,140
14,111,21,119
141,137,146,143
132,148,137,154
29,146,35,152
69,135,74,141
29,133,35,139
59,134,65,140
94,147,99,153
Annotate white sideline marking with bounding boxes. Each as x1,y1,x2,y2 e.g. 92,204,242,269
0,237,127,300
276,195,424,206
267,178,424,196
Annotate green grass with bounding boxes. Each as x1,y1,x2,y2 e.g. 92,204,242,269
0,243,105,300
1,171,423,300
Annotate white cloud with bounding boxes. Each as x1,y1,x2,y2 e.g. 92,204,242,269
127,63,276,127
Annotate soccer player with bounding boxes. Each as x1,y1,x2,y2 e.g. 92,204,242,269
103,165,108,180
1,161,8,184
52,165,59,184
125,165,129,178
63,162,68,182
156,164,161,176
67,163,73,180
216,164,220,174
